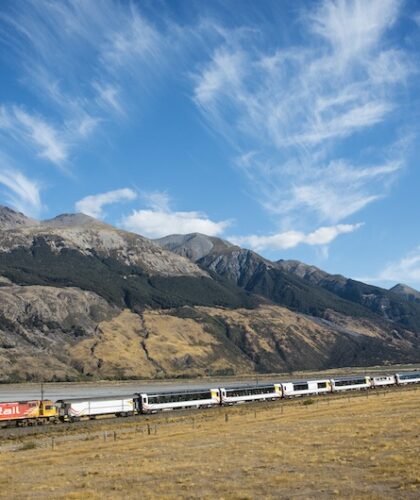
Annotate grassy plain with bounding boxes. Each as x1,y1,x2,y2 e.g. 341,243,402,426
0,388,419,498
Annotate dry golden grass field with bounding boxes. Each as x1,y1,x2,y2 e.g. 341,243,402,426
0,388,419,499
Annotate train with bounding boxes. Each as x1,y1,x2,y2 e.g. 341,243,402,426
0,370,419,427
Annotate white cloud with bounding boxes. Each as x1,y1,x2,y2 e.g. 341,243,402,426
194,49,245,105
0,0,168,168
93,82,123,115
121,209,230,239
12,109,66,163
309,0,399,62
231,223,363,252
289,101,393,146
0,105,101,168
101,5,162,72
0,164,42,217
140,191,171,212
378,247,420,284
193,0,410,226
75,188,137,219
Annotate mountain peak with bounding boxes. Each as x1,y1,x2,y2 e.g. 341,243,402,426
41,213,106,229
0,205,38,230
155,232,234,262
390,283,420,302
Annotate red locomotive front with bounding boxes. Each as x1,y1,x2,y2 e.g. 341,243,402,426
0,401,39,421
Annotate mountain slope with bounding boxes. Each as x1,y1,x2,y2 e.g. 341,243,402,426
156,233,420,332
155,233,234,262
0,206,37,230
0,209,256,310
0,210,420,382
390,283,420,303
155,233,420,333
1,281,418,383
276,260,420,332
1,212,206,277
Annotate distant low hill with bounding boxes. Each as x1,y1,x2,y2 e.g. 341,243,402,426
0,208,419,382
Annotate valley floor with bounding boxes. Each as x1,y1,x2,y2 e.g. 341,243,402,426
1,387,419,498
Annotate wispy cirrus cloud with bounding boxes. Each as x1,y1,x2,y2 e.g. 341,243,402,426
238,157,402,223
0,0,168,169
378,247,420,285
232,223,363,252
193,0,412,229
359,246,420,288
120,191,231,238
75,188,137,219
0,156,42,217
0,106,70,167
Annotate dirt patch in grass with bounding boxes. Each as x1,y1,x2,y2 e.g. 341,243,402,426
1,388,419,498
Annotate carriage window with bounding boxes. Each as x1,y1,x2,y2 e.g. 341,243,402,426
317,382,327,389
147,391,212,404
334,378,366,387
293,383,308,391
225,386,275,397
400,373,419,380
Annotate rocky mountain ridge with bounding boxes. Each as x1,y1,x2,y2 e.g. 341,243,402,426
0,208,205,278
0,208,419,382
156,233,420,333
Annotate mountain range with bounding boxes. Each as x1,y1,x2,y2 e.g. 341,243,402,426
0,206,419,382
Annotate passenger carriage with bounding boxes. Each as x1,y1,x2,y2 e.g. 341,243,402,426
219,384,281,405
135,389,220,414
331,376,370,392
395,371,420,385
281,379,332,397
370,375,396,387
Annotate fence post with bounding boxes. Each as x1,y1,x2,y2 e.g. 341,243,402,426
225,413,229,423
113,431,117,442
103,431,107,442
51,437,55,450
147,424,151,435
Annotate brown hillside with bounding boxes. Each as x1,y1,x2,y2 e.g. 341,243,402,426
1,281,419,382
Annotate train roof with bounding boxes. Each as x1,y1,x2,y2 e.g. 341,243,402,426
282,378,330,384
331,375,369,381
136,387,217,397
55,395,134,403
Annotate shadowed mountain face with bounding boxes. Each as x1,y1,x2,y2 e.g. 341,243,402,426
275,260,420,332
0,210,420,382
156,234,420,333
0,211,256,311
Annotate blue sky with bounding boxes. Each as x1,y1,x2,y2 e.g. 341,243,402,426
0,0,419,289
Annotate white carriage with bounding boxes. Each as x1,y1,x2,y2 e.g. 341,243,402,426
136,389,220,413
395,372,420,384
220,384,281,404
281,379,332,397
331,376,370,392
57,397,134,421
